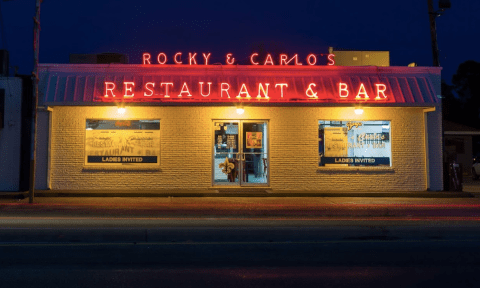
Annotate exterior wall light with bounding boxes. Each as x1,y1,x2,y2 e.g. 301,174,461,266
236,106,244,115
354,108,364,115
118,107,126,114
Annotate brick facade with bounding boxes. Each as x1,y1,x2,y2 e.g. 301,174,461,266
40,105,439,191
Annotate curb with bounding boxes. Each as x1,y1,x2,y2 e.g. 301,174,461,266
1,190,474,198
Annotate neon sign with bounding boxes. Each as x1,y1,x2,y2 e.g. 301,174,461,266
101,80,389,102
142,52,335,66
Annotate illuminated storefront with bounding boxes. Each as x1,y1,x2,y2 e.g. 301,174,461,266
34,54,442,192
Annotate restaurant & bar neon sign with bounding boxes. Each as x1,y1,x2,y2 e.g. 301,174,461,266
102,81,389,102
98,51,392,103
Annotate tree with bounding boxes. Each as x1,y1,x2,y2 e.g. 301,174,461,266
442,80,462,122
451,60,480,128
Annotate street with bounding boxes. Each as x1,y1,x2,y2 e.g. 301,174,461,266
1,222,480,287
2,196,480,287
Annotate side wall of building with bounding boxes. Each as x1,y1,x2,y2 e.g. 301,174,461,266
44,106,430,191
0,78,23,191
427,109,444,191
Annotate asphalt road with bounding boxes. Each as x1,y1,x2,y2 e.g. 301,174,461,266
1,236,480,288
2,224,480,288
2,196,480,287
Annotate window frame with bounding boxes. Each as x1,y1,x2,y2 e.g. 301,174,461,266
318,119,392,168
83,118,161,170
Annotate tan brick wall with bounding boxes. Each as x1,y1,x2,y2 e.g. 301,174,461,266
49,106,429,191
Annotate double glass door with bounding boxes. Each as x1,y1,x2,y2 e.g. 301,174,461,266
213,120,268,186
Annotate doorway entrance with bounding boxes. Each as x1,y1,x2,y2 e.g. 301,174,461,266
213,120,268,186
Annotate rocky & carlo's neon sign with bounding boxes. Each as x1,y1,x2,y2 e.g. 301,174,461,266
99,52,391,103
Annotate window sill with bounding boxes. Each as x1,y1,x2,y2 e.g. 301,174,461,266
82,165,161,172
317,166,395,174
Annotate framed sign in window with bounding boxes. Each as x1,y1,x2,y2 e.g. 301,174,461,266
319,120,391,167
85,119,160,166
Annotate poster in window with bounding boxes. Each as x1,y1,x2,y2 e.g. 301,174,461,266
85,120,160,165
226,135,237,149
318,120,391,167
246,132,262,149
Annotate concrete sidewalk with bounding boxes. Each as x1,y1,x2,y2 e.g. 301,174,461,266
1,195,480,244
0,189,476,199
1,195,480,218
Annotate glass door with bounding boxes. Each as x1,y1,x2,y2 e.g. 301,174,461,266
213,120,268,186
241,121,268,186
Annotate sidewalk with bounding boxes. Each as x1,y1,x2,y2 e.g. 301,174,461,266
2,192,480,244
1,194,480,217
1,182,480,219
0,188,476,199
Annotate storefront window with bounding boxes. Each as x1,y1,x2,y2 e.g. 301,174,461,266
319,120,391,167
85,119,160,165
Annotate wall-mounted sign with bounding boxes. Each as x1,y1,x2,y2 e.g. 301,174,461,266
142,52,335,66
101,81,389,103
38,63,441,106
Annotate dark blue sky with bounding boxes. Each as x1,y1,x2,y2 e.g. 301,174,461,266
2,0,479,84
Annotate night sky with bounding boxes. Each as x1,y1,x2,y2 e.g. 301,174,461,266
2,0,479,84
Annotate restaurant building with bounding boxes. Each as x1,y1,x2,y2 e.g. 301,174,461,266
34,53,443,192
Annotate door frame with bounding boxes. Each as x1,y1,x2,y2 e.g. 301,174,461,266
212,119,269,187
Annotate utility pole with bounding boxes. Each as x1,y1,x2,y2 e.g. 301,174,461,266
29,0,41,203
427,0,450,67
427,0,440,67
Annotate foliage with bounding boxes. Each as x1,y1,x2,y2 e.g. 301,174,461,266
445,60,480,128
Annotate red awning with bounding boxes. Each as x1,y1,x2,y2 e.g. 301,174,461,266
38,64,441,106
